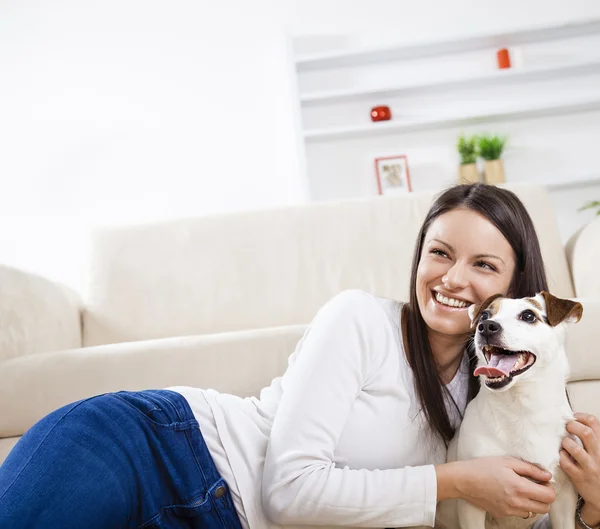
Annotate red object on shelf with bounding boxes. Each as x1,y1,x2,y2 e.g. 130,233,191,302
497,48,511,69
371,105,392,122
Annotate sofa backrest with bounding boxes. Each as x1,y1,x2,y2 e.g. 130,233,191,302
82,183,574,346
566,217,600,298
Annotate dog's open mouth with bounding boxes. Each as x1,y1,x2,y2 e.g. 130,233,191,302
474,346,537,389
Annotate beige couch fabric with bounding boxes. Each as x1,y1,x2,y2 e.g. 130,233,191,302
0,265,81,362
0,438,19,464
566,217,600,298
0,325,305,438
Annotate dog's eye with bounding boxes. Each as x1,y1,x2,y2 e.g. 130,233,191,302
480,311,490,321
520,310,537,324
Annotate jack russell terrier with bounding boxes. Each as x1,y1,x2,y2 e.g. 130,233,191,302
439,291,583,529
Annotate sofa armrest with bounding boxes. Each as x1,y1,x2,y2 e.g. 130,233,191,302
567,299,600,383
568,299,600,418
566,217,600,298
0,265,82,362
0,324,305,438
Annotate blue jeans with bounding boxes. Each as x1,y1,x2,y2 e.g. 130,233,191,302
0,390,243,529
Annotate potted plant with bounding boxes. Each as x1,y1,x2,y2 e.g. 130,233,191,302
457,134,479,184
478,134,507,184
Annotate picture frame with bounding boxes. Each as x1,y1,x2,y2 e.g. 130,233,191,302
374,155,412,195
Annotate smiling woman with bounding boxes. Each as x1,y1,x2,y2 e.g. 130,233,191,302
403,184,548,443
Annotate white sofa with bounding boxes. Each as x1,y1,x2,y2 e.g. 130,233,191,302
1,183,599,465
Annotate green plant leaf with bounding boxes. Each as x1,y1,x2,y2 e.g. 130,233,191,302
457,133,478,165
579,200,600,213
477,134,507,161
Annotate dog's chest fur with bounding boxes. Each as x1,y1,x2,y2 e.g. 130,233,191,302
460,393,569,471
457,390,572,529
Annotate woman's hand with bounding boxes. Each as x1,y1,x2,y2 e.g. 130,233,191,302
438,457,555,519
561,413,600,526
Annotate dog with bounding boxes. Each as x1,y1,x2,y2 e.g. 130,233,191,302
439,291,583,529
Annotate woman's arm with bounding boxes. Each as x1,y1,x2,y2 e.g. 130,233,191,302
262,290,438,528
561,413,600,527
436,458,554,519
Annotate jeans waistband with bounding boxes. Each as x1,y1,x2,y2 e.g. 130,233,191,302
137,389,224,488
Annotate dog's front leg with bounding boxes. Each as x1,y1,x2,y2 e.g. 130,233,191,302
548,469,578,529
457,499,486,528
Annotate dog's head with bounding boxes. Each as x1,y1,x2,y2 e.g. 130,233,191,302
467,292,583,392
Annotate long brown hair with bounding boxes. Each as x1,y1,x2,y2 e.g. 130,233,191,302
402,183,549,446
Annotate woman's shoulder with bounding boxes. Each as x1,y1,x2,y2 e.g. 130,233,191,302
321,289,404,329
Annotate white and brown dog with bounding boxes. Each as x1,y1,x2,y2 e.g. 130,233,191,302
444,292,583,529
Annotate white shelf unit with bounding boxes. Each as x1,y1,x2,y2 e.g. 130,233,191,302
300,58,600,105
293,17,600,211
304,96,600,141
296,18,600,72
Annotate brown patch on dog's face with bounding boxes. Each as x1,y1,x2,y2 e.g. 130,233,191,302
469,293,504,329
541,291,583,326
525,297,543,311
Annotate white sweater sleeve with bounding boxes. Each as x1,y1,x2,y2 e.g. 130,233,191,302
262,290,437,527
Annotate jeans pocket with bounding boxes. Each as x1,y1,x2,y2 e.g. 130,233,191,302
139,493,214,529
173,481,242,529
112,391,175,426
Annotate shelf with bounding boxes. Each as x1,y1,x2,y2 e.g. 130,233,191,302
546,175,600,190
295,18,600,72
304,97,600,141
300,59,600,105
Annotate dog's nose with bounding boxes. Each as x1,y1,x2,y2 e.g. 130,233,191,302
478,319,502,338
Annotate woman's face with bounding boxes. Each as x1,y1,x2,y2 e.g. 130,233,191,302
416,208,516,338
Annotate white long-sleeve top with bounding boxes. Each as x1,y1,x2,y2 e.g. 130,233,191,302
172,290,472,528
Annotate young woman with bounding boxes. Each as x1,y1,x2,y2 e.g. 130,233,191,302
1,183,599,529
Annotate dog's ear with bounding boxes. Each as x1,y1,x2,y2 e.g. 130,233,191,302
468,293,504,328
540,291,583,326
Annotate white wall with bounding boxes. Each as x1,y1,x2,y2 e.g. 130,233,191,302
0,0,307,290
288,0,600,242
288,0,600,49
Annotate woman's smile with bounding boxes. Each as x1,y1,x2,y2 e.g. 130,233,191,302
431,290,472,310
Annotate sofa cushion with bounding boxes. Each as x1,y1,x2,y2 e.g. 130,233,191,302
0,437,19,465
0,265,81,361
0,324,306,438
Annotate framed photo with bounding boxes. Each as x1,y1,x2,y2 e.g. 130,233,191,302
374,155,412,195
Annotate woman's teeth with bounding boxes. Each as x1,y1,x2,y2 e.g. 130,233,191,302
435,292,469,308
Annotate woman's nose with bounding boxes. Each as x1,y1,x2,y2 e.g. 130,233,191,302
443,263,469,289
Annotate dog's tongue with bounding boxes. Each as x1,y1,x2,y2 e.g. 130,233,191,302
474,353,519,378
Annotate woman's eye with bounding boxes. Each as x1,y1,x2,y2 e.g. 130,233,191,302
520,310,537,323
475,260,496,272
480,311,490,321
431,248,448,258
